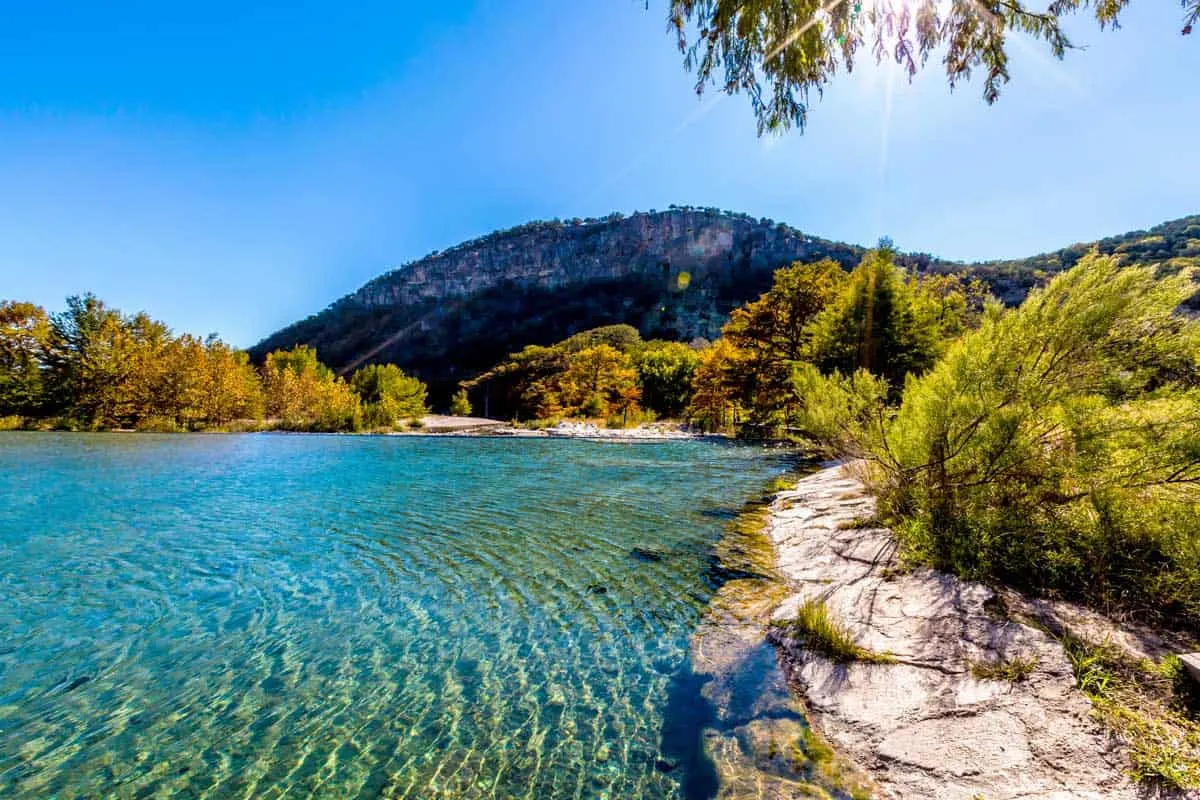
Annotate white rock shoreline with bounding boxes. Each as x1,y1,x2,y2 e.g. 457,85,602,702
761,463,1181,800
400,416,714,440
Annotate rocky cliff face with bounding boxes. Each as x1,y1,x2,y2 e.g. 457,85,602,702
348,209,850,309
249,208,874,398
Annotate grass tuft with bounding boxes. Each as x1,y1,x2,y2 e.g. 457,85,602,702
969,654,1039,682
773,599,894,665
836,514,881,530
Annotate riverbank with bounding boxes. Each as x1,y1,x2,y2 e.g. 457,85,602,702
0,416,716,440
393,417,714,440
761,463,1197,800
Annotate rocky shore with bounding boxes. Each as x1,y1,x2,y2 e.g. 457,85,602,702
406,416,710,440
761,464,1183,800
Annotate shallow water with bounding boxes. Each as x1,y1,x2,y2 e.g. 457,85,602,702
0,433,792,799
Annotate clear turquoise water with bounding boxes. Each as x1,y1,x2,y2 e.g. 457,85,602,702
0,433,791,799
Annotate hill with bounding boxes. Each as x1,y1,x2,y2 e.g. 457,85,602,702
249,208,1200,403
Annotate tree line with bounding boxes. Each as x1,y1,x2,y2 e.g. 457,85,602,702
460,245,987,432
459,324,699,425
0,294,428,432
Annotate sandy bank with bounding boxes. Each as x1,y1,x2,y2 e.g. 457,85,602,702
763,464,1166,800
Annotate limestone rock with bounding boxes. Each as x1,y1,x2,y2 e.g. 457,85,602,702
765,465,1147,800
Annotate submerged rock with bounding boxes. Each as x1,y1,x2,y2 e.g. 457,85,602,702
631,547,666,563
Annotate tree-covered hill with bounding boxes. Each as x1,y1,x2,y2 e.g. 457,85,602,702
930,214,1200,304
249,208,1199,404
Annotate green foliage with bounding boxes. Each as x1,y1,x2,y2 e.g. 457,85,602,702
788,364,889,453
772,598,894,664
350,363,428,428
560,324,642,353
631,340,701,417
668,0,1191,135
808,249,983,392
869,255,1200,625
0,294,266,430
686,250,980,436
449,387,473,417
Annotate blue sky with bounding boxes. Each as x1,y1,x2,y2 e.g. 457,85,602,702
1,0,1197,347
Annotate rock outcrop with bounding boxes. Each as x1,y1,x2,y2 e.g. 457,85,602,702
765,464,1144,800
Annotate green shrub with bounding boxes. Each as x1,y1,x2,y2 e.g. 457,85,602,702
788,363,889,453
868,255,1200,627
449,388,473,417
0,415,24,431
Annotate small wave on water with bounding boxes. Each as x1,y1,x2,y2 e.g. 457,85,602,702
0,433,792,799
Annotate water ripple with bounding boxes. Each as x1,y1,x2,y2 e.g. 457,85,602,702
0,433,789,799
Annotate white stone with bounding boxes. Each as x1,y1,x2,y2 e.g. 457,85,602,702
765,464,1143,800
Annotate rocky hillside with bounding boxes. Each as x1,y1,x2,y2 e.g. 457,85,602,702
250,208,1200,402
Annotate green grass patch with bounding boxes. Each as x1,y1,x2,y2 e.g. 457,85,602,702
773,599,895,665
969,654,1039,682
1062,633,1200,790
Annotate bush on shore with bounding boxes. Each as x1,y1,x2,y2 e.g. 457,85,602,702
839,256,1200,627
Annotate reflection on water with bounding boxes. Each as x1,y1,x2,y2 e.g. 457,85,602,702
0,433,790,798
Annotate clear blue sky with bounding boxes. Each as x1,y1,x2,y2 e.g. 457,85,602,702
1,1,1197,347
